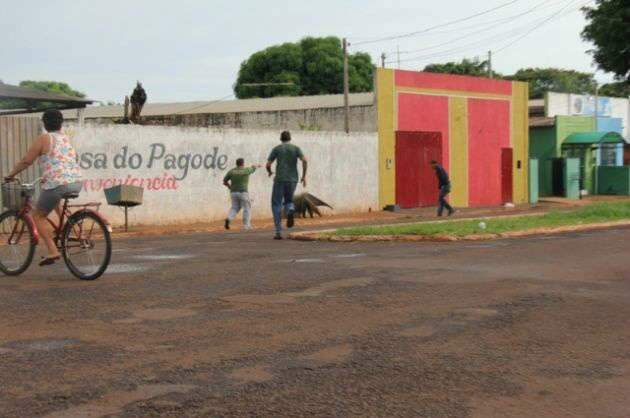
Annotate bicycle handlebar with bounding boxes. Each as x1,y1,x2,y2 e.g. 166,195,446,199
2,177,43,188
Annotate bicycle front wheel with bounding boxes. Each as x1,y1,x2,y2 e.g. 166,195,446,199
62,211,112,280
0,210,36,276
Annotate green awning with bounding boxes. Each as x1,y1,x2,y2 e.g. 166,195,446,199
563,131,624,145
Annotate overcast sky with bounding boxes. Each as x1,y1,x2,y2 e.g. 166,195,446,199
1,0,612,103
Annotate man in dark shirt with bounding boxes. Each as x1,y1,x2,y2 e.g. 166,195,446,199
266,131,308,240
430,160,454,217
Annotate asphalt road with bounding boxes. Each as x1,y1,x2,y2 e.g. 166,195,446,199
1,226,629,417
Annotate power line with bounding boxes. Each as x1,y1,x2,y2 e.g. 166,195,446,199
385,0,557,56
386,0,586,66
494,0,592,53
351,0,521,46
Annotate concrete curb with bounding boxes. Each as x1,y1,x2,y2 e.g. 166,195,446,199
289,220,630,242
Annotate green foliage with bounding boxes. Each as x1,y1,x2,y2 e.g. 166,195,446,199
507,68,597,99
234,37,374,99
598,81,630,97
19,80,85,98
336,201,630,237
582,0,630,81
0,80,85,110
423,58,500,78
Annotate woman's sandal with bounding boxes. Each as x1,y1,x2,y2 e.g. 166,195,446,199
39,255,61,266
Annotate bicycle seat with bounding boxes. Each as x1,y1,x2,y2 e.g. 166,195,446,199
63,192,80,199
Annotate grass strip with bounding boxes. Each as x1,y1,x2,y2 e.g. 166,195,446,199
336,201,630,237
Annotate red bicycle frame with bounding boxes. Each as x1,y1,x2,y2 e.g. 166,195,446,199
11,190,110,247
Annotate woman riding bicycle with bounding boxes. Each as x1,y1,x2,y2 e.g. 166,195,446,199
4,109,82,266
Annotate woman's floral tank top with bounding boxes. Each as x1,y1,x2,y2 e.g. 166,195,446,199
39,132,82,190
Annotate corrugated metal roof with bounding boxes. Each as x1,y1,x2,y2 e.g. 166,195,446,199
563,131,624,145
59,92,375,120
529,116,555,128
0,83,93,104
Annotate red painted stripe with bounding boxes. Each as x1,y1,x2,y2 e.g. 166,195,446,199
467,98,511,206
395,70,512,96
397,93,450,172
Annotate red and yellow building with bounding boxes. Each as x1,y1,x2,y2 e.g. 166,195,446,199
376,68,529,209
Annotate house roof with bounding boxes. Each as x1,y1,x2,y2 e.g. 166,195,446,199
0,83,93,115
54,92,375,120
563,131,625,145
529,116,555,128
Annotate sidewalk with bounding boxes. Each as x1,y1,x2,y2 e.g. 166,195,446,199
110,196,630,239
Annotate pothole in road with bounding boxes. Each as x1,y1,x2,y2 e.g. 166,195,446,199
223,277,376,305
399,325,437,338
291,258,325,263
4,338,79,352
44,384,196,418
453,307,499,320
106,263,152,273
133,254,194,261
229,365,274,384
300,344,353,364
113,308,197,324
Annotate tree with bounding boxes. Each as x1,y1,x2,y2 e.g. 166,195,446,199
581,0,630,81
598,81,630,97
423,58,500,78
507,68,597,99
0,80,86,110
19,80,85,98
234,37,374,99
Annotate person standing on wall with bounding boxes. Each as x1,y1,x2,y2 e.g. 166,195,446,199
266,131,307,240
430,160,454,217
223,158,260,230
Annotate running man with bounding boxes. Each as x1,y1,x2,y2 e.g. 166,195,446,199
223,158,259,230
430,160,454,217
266,131,307,240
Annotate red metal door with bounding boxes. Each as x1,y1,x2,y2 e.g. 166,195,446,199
396,131,442,208
501,148,513,204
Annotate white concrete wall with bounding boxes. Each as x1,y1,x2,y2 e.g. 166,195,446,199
545,92,629,139
66,125,378,226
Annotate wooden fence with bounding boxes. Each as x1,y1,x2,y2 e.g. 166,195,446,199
0,116,42,209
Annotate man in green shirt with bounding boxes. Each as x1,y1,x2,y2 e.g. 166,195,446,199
223,158,259,230
266,130,308,240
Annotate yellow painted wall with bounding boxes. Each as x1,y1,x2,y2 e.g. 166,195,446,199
448,97,469,207
376,69,396,208
511,81,529,204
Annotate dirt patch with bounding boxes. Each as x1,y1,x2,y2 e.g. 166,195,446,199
43,384,196,418
399,325,437,338
301,345,353,364
113,308,197,324
229,365,274,384
454,308,499,321
222,277,376,305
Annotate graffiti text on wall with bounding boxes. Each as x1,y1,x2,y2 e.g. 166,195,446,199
77,143,229,181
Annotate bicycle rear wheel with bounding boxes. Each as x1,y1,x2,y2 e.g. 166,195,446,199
0,210,36,276
62,211,112,280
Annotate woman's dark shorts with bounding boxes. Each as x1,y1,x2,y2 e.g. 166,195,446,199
36,182,83,214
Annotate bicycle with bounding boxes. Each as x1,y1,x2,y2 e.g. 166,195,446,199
0,178,112,280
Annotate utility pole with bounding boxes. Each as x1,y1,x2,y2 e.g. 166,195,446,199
487,50,493,78
343,38,350,134
397,45,401,69
381,53,386,68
